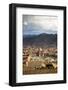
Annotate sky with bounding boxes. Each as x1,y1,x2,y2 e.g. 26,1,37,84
23,15,58,35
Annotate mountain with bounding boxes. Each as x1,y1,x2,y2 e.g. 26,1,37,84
23,33,57,48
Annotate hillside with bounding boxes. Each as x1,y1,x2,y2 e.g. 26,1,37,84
23,33,57,48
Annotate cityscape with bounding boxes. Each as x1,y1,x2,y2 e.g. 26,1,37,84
23,15,57,75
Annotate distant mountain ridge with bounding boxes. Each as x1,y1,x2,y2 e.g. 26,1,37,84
23,33,57,48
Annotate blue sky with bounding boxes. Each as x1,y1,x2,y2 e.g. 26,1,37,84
23,15,57,35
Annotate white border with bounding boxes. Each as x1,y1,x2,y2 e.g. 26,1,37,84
16,7,64,83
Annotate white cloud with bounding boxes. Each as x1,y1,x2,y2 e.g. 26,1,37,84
23,15,58,34
32,15,58,31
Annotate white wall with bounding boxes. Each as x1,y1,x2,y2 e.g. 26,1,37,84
0,0,68,89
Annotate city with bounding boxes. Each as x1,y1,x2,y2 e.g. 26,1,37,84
23,47,57,75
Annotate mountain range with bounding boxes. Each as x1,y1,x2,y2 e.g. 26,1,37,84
23,33,57,48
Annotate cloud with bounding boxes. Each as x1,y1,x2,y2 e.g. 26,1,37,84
23,15,57,35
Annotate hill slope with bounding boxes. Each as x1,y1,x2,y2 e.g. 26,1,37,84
23,33,57,48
